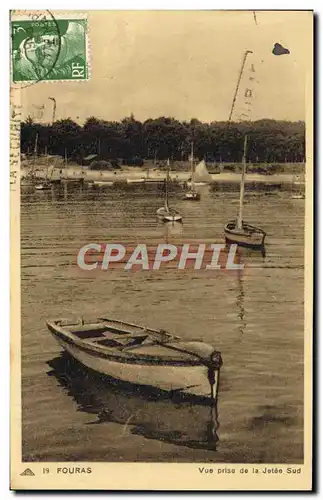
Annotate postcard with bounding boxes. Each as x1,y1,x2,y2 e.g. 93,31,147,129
10,9,313,490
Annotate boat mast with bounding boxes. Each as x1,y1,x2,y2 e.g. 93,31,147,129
165,158,170,210
237,134,248,229
31,132,38,181
190,141,195,191
229,50,253,122
48,157,56,182
228,50,253,229
45,145,49,180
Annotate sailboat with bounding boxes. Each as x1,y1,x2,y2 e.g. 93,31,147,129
35,166,52,190
184,142,201,200
35,142,55,191
291,174,305,199
192,160,212,185
156,160,182,222
35,182,51,190
35,165,53,190
28,133,42,188
224,135,266,248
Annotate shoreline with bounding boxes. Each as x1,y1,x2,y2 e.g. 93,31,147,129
21,165,304,186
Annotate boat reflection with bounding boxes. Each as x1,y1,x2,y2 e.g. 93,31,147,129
234,244,266,337
163,220,183,241
236,265,247,337
47,353,220,451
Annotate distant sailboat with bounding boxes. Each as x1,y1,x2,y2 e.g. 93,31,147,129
156,160,182,222
35,169,53,190
291,174,305,199
224,135,266,248
35,149,58,191
34,182,51,190
26,133,38,186
193,160,212,185
33,134,52,191
184,142,201,200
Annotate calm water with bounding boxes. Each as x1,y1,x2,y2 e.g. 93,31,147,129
21,185,304,463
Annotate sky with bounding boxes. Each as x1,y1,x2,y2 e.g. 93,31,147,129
19,10,312,124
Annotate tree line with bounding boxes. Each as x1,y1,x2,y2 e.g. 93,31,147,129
21,115,305,164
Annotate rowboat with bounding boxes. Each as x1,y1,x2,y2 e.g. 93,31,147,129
183,142,201,200
46,316,222,400
47,352,220,450
224,134,266,248
156,160,183,222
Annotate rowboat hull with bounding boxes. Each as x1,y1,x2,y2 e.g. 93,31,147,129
52,333,217,399
224,220,266,248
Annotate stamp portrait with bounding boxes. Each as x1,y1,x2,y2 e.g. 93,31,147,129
11,14,88,82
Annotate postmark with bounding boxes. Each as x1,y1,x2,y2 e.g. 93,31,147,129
11,11,88,83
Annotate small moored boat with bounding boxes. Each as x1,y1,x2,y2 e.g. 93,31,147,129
224,51,266,249
93,180,114,187
184,142,201,201
224,135,266,249
184,191,200,201
156,160,183,222
46,316,222,400
156,206,183,222
191,160,212,186
224,220,266,247
35,181,52,190
291,174,305,199
126,178,146,184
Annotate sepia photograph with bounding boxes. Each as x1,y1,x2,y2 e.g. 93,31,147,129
10,9,313,490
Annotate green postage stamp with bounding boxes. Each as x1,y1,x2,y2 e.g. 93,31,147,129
11,12,88,82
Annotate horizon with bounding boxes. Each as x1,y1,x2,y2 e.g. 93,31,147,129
25,115,306,126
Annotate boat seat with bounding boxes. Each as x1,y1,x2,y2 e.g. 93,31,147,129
96,333,149,349
84,336,110,343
